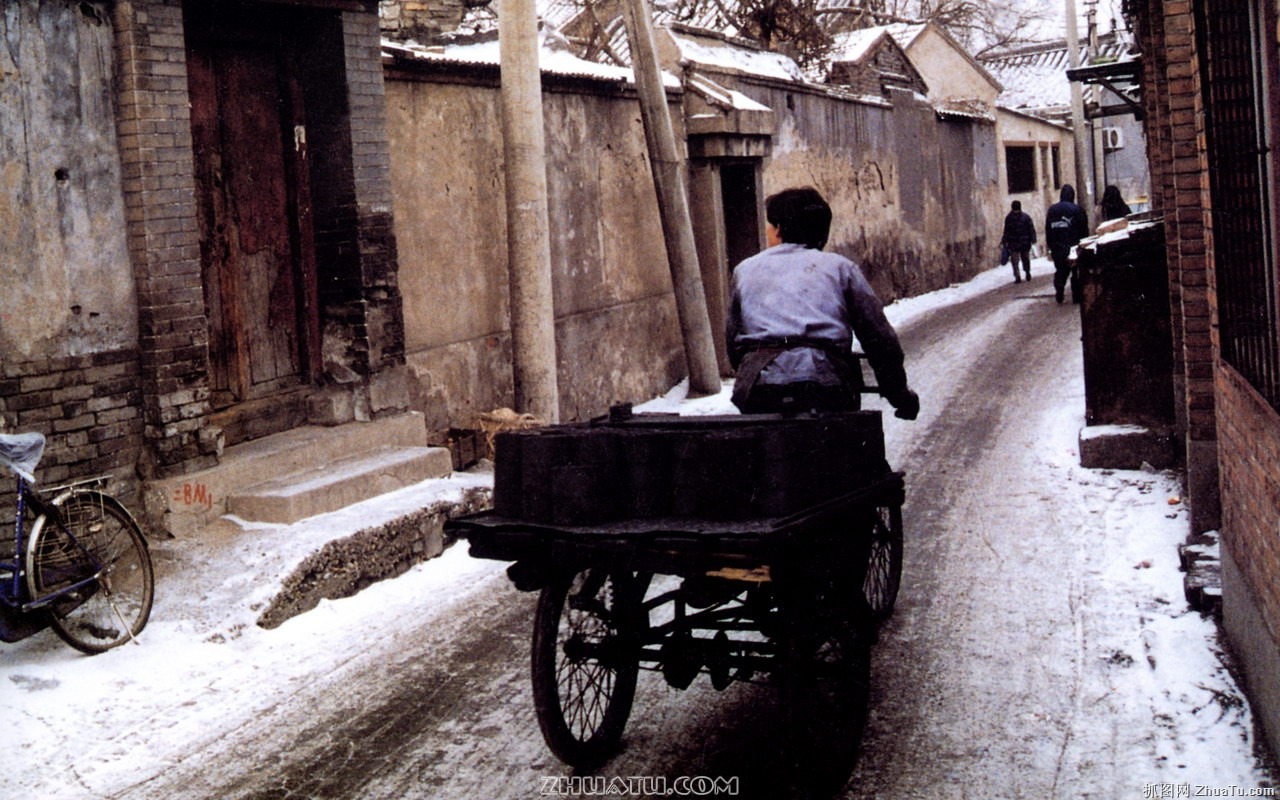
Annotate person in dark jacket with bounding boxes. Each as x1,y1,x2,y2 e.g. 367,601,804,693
1000,200,1036,283
1100,184,1132,222
1045,184,1090,304
726,187,919,420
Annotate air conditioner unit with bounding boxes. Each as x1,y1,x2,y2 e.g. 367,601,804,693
1102,127,1125,151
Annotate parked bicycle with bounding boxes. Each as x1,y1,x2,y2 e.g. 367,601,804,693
0,432,154,654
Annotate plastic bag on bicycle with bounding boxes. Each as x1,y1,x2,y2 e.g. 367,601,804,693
0,432,46,483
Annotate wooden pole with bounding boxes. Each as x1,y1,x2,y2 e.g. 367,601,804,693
498,0,560,422
619,0,722,396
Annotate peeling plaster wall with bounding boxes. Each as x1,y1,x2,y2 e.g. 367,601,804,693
751,82,1001,303
0,1,135,361
386,75,684,432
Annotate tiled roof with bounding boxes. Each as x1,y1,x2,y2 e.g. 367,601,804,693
980,32,1132,114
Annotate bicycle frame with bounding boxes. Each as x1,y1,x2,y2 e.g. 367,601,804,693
2,476,107,615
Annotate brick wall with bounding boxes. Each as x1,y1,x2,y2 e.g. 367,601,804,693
1133,0,1280,757
344,9,405,375
0,351,144,500
1131,0,1221,532
3,0,406,495
111,0,217,476
1216,368,1280,642
828,42,926,97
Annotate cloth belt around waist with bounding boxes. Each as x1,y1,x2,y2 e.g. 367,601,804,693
731,338,860,407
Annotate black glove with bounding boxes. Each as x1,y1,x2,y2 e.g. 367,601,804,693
892,389,920,421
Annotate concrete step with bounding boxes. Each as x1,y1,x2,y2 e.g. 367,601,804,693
227,446,451,524
144,412,450,537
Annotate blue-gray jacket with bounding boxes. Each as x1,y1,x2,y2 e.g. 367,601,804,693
726,243,909,404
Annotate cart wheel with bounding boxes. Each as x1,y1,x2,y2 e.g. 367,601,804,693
531,568,642,768
781,591,872,794
862,503,903,622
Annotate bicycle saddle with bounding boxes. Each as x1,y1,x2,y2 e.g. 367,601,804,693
0,432,46,483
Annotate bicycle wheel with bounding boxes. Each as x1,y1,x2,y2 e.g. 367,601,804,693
531,568,641,768
862,503,903,622
27,491,154,654
780,581,872,795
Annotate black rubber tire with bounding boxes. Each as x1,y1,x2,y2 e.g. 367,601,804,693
862,503,903,622
781,582,872,796
27,491,154,654
531,568,641,768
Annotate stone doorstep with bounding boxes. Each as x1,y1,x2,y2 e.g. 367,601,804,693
227,446,453,524
1078,424,1177,470
144,412,439,537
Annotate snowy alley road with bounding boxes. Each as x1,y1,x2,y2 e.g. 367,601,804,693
6,269,1274,800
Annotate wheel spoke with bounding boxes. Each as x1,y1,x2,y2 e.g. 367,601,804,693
532,569,641,767
29,492,153,654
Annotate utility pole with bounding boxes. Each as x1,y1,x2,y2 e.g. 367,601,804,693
1065,0,1093,218
619,0,722,396
498,0,560,422
1086,0,1106,196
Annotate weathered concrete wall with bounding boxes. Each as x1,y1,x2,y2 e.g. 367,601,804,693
386,71,685,434
744,80,1002,303
0,1,145,500
0,1,135,361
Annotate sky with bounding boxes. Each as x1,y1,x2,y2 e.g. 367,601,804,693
2,260,1274,798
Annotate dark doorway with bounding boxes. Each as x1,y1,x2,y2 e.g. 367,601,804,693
721,162,762,270
185,7,322,439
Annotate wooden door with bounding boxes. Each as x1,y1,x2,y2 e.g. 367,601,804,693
188,35,318,410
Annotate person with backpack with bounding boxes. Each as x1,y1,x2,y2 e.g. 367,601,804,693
1045,184,1090,304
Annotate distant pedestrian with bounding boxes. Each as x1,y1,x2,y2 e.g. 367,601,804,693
1046,184,1089,304
1100,185,1132,222
1000,200,1036,284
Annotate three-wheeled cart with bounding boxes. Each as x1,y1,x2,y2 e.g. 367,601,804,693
445,406,905,778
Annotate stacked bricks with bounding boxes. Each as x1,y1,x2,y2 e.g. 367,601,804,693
110,0,216,476
492,412,890,526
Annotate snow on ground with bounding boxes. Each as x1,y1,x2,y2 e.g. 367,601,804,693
3,265,1275,797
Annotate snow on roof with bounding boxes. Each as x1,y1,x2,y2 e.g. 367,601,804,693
828,23,927,65
935,98,995,122
667,27,805,82
981,33,1132,113
382,36,682,89
884,22,927,50
686,72,773,111
828,27,891,64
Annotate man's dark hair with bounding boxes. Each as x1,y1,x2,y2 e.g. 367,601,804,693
1060,184,1076,203
1011,200,1022,211
766,187,832,249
